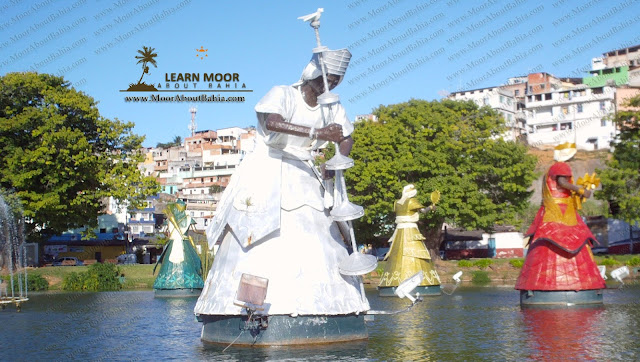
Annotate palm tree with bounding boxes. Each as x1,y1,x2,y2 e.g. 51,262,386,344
135,46,157,85
172,136,182,147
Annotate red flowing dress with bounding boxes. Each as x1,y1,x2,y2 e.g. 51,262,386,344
515,162,606,291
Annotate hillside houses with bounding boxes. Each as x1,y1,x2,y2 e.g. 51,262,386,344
447,44,640,150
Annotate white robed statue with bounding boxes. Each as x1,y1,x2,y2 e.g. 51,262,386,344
195,35,371,344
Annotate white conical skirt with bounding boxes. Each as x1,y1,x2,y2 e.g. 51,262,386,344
195,155,370,315
194,203,370,316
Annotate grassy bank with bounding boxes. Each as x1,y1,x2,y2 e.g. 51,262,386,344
29,264,156,290
364,255,640,287
20,254,640,291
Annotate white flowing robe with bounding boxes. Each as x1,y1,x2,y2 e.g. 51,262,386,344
194,85,370,316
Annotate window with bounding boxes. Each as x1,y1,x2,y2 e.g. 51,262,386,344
601,119,607,127
577,104,583,113
515,90,520,96
562,106,568,115
541,84,546,90
600,101,605,110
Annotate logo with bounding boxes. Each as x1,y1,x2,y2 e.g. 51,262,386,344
126,45,158,91
196,46,208,59
121,45,251,93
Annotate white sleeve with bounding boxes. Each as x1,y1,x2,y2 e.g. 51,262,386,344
254,86,296,141
332,103,354,137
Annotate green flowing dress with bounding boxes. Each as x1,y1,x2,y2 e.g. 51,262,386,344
153,202,204,292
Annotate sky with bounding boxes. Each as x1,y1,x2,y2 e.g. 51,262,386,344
1,0,640,147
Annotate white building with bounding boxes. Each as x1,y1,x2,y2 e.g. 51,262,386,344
447,86,522,141
524,85,617,150
153,127,256,231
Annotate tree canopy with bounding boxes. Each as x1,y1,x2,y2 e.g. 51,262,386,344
0,72,160,240
596,94,640,223
346,98,538,253
156,135,183,149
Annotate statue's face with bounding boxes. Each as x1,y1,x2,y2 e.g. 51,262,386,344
308,74,340,94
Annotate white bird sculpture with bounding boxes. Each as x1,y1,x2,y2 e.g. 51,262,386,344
298,8,323,24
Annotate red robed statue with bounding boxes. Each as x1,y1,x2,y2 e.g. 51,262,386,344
516,142,606,307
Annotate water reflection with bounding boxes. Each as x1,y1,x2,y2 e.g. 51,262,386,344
522,307,605,360
2,287,639,360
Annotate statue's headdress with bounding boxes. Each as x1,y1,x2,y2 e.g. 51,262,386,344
553,142,577,162
294,48,351,87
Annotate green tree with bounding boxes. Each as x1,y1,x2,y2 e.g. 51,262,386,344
156,135,183,149
347,99,537,256
0,72,160,240
596,94,640,223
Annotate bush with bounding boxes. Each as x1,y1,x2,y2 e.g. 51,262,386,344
599,258,619,266
509,259,524,268
473,259,494,269
62,272,85,291
471,270,491,285
626,256,640,267
457,260,474,267
62,263,122,291
1,273,48,291
28,273,49,291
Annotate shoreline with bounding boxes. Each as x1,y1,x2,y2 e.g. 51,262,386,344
7,257,640,291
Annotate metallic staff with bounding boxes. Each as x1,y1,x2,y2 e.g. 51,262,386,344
298,9,377,278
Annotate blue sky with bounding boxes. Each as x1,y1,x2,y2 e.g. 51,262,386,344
1,0,639,147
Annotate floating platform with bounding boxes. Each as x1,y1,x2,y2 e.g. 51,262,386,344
154,288,201,298
520,289,603,308
378,285,441,297
197,313,368,346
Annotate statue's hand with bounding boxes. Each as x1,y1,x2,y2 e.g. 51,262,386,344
317,124,344,143
582,189,592,198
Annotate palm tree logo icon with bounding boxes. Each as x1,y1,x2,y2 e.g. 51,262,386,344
127,46,158,91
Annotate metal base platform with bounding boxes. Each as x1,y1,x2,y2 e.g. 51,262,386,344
519,289,604,308
198,313,368,346
378,285,442,297
154,288,201,298
0,297,28,312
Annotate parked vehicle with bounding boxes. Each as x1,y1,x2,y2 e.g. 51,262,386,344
52,257,83,266
116,254,137,264
375,247,390,261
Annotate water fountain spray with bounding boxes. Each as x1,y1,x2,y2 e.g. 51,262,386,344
0,192,29,311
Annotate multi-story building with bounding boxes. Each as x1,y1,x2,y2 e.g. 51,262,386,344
524,85,617,150
127,196,158,239
354,114,379,122
526,72,563,95
152,126,256,231
583,66,629,87
602,44,640,68
447,85,523,141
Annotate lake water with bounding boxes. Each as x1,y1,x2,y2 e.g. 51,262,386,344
2,285,639,361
